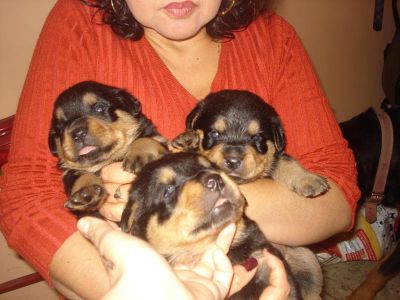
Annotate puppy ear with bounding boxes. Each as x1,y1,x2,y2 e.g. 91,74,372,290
186,102,204,129
48,129,58,155
272,120,285,153
48,116,60,156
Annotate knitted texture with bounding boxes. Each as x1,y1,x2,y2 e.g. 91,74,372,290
0,0,359,281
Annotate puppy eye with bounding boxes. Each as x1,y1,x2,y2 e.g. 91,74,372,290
210,130,221,139
163,185,176,199
93,102,107,113
252,134,263,142
57,121,66,131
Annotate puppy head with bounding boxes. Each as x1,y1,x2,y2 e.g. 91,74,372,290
122,152,245,265
49,81,145,171
175,90,285,182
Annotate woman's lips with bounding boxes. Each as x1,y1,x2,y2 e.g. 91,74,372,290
164,1,197,18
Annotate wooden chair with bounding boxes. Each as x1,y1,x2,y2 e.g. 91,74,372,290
0,115,44,294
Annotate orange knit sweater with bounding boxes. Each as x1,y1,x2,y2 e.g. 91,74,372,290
0,0,359,281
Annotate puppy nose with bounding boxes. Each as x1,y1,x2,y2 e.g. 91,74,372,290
202,173,225,192
225,157,241,170
72,127,88,142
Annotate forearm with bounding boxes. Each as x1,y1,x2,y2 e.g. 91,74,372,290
50,232,111,300
240,178,351,246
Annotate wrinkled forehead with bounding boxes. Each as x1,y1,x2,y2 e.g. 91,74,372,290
158,155,214,180
137,154,212,188
55,92,98,119
210,114,262,135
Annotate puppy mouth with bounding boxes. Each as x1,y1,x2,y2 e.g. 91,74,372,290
78,145,98,156
74,143,114,163
192,192,240,235
225,172,244,182
192,174,243,234
208,188,235,215
214,197,229,208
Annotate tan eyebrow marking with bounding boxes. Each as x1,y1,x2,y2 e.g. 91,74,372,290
248,120,260,136
159,167,176,185
82,92,98,106
214,117,226,132
56,107,65,121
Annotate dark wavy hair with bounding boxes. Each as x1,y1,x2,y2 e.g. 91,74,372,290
81,0,269,40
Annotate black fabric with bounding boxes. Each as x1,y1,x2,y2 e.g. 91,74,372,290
381,0,400,108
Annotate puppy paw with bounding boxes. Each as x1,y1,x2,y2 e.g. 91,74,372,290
122,151,158,173
65,184,107,211
291,174,329,198
171,130,201,152
123,137,168,173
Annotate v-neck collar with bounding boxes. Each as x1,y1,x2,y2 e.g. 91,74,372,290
141,36,230,102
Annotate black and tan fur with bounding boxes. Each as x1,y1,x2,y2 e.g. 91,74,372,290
121,152,323,300
49,81,167,213
340,104,400,300
172,90,329,197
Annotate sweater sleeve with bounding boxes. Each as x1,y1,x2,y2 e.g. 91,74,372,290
268,17,360,226
0,0,100,281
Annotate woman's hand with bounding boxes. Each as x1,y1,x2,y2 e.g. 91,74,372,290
99,162,135,221
97,164,290,300
77,217,257,300
260,250,291,300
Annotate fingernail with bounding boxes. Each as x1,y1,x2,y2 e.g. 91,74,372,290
77,218,90,236
241,257,258,271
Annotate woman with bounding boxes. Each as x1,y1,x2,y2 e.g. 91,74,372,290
0,0,359,298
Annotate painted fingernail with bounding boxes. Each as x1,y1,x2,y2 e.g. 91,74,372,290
241,257,258,271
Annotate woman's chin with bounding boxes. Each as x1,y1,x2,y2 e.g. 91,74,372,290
145,23,208,42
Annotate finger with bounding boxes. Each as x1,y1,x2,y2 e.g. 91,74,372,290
229,259,258,296
260,250,290,300
99,201,126,222
195,223,236,277
101,162,136,184
215,223,236,254
99,183,130,221
77,217,130,264
105,219,120,230
211,248,233,298
77,217,113,246
176,273,222,300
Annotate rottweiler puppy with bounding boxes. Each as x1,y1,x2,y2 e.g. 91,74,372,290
121,152,323,300
171,90,329,198
340,104,400,300
49,81,168,214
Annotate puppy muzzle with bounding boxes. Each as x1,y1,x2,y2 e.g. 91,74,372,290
196,171,241,218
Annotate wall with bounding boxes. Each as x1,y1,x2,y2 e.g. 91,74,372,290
275,0,396,121
0,0,397,121
0,0,57,119
0,2,59,299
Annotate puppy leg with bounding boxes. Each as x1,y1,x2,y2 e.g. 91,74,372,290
271,154,329,197
274,244,323,300
348,243,400,300
123,136,168,173
63,170,108,212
